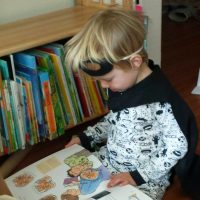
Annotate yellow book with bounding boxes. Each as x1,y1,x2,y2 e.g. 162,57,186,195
83,73,102,115
46,53,76,126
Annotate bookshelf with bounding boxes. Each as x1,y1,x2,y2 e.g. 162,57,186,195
0,1,161,156
0,1,135,156
0,6,100,57
0,0,134,57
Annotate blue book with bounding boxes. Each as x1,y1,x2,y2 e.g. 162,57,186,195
0,59,10,80
27,49,67,135
14,53,46,138
0,56,16,81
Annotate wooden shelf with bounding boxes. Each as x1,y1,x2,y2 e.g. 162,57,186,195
0,6,100,57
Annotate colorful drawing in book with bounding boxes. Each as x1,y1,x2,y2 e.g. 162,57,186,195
12,172,34,187
34,176,56,193
63,153,110,199
39,194,57,200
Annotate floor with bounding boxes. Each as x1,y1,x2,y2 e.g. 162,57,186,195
1,6,200,200
161,12,200,154
161,8,200,200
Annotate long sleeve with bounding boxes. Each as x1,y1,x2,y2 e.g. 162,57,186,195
79,112,113,151
129,103,188,184
103,103,188,185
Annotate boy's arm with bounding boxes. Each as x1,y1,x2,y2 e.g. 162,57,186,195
0,146,32,178
79,112,112,151
0,174,12,195
130,111,188,185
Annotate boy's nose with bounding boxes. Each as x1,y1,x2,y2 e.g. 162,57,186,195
100,80,109,88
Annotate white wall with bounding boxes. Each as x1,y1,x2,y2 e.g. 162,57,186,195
142,0,162,65
0,0,161,64
0,0,74,24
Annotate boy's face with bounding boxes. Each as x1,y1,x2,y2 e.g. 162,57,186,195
93,64,140,92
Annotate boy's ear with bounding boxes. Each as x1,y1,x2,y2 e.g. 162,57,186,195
130,55,143,68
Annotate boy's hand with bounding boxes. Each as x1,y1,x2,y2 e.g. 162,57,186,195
65,135,81,148
107,172,136,188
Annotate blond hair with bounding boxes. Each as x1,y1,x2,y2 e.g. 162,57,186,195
65,9,147,69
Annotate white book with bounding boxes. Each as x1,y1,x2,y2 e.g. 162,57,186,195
10,80,26,149
5,144,152,200
10,54,16,81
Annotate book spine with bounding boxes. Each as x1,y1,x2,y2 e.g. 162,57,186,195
84,74,102,115
0,100,6,153
73,71,90,118
5,80,22,149
3,82,18,152
9,55,16,81
81,72,95,116
10,81,26,149
14,53,46,138
21,85,31,143
50,55,77,126
45,68,66,136
40,45,84,124
0,73,11,153
16,76,30,144
43,81,57,136
57,46,84,123
23,81,39,145
96,81,108,108
51,66,71,127
38,72,57,139
92,79,106,113
68,67,84,123
29,51,66,136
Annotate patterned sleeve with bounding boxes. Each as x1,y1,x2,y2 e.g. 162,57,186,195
79,112,112,151
133,103,188,184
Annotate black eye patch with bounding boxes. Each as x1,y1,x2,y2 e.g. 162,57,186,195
80,60,113,76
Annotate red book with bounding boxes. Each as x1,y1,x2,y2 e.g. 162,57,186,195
73,72,90,118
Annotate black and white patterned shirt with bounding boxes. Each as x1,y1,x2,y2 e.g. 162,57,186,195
79,60,198,200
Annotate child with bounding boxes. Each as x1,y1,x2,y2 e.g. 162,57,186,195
64,9,198,200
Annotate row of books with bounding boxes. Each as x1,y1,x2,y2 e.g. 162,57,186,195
0,43,108,155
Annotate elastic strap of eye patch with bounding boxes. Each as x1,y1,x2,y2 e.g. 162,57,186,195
80,61,113,76
121,46,143,60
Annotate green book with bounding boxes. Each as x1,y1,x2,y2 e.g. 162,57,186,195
43,43,84,123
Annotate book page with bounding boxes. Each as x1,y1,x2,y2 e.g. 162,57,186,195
6,144,152,200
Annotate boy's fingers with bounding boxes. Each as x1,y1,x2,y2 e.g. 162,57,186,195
64,141,73,148
107,178,123,188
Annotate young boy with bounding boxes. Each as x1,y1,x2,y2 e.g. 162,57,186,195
64,9,198,200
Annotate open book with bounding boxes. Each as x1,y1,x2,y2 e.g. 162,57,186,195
5,144,152,200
